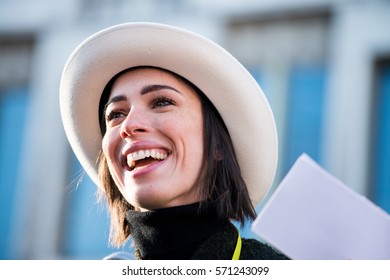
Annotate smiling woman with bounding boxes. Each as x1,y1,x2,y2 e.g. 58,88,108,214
60,23,288,260
101,68,204,213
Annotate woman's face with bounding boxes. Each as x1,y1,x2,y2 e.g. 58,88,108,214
102,68,204,211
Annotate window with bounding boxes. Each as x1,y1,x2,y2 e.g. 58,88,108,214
0,36,33,259
283,65,327,174
371,60,390,214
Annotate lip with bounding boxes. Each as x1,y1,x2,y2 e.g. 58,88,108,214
121,141,171,176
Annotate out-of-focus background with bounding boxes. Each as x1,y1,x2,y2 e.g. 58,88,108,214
1,0,389,259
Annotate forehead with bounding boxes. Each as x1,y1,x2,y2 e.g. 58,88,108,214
109,67,196,97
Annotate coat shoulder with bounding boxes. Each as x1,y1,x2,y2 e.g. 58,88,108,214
241,238,289,260
191,221,289,260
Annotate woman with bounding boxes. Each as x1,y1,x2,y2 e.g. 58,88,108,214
60,22,287,260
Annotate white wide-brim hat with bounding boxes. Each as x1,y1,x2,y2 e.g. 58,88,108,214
60,22,278,206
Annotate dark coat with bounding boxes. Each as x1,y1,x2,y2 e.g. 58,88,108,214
190,222,289,260
128,202,289,260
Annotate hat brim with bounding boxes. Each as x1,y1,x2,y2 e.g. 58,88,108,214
60,22,278,206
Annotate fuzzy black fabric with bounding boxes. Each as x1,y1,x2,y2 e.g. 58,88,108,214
126,202,289,260
126,202,230,259
191,222,288,260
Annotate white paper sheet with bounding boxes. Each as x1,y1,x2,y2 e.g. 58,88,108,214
252,154,390,260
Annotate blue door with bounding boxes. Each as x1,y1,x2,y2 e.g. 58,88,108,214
373,64,390,214
0,88,29,259
283,65,326,175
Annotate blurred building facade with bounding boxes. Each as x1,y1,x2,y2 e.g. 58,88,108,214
1,0,389,259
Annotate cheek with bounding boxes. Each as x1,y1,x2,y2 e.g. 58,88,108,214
188,116,204,150
102,132,127,191
101,134,112,159
179,110,204,163
102,131,121,169
190,106,204,142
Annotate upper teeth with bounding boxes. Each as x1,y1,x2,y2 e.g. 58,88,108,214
127,149,168,167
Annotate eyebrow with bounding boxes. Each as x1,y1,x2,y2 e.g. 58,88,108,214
104,84,182,114
140,84,182,96
104,95,128,114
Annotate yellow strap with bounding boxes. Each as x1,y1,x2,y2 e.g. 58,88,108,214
232,232,242,260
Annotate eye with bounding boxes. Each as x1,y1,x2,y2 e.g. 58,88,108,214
106,110,125,122
152,96,175,108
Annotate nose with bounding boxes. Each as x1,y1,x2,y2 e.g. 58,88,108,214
120,110,149,139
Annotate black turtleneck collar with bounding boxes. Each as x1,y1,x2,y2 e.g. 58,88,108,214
125,202,230,260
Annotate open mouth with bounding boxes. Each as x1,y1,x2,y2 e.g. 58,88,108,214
126,149,168,171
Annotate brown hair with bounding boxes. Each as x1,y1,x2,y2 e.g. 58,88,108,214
97,67,256,247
